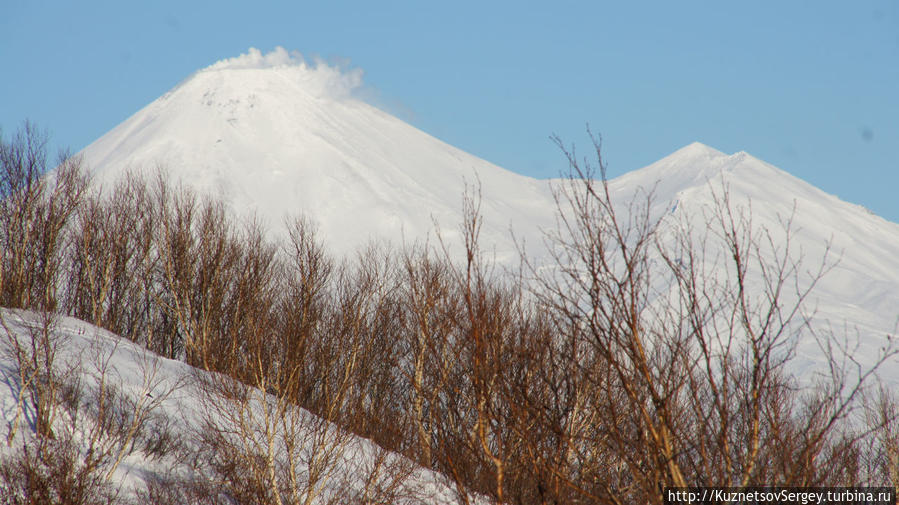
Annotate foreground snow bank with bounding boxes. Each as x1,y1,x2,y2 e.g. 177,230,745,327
0,309,473,504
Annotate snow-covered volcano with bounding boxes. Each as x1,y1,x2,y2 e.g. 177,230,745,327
81,48,556,261
80,48,899,379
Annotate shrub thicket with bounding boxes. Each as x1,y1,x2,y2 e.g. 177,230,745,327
1,123,897,504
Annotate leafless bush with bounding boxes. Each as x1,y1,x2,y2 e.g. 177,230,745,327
275,216,333,407
175,346,361,505
66,174,157,344
0,437,119,505
858,388,899,489
1,122,88,313
395,244,458,469
75,339,184,480
2,310,67,443
1,309,182,505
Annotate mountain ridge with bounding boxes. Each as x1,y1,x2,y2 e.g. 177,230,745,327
76,51,899,385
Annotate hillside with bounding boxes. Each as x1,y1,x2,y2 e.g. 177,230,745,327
0,309,474,504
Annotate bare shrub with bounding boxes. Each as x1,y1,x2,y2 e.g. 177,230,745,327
0,437,119,505
0,122,88,312
396,244,458,469
275,216,333,408
176,349,358,505
2,310,67,443
1,310,182,505
859,388,899,488
66,174,157,344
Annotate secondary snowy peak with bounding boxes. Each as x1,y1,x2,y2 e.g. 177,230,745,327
611,140,894,231
611,142,785,203
609,142,899,380
661,141,729,166
618,140,899,268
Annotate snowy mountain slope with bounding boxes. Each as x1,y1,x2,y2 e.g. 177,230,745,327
603,143,899,381
77,48,899,382
611,142,899,312
81,48,556,262
0,310,474,503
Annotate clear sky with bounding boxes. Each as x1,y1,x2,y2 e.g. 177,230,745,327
2,1,898,221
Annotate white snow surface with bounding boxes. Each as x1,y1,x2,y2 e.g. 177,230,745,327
79,51,898,381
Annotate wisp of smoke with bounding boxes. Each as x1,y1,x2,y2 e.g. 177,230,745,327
202,47,364,99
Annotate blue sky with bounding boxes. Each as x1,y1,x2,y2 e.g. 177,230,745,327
2,1,898,220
